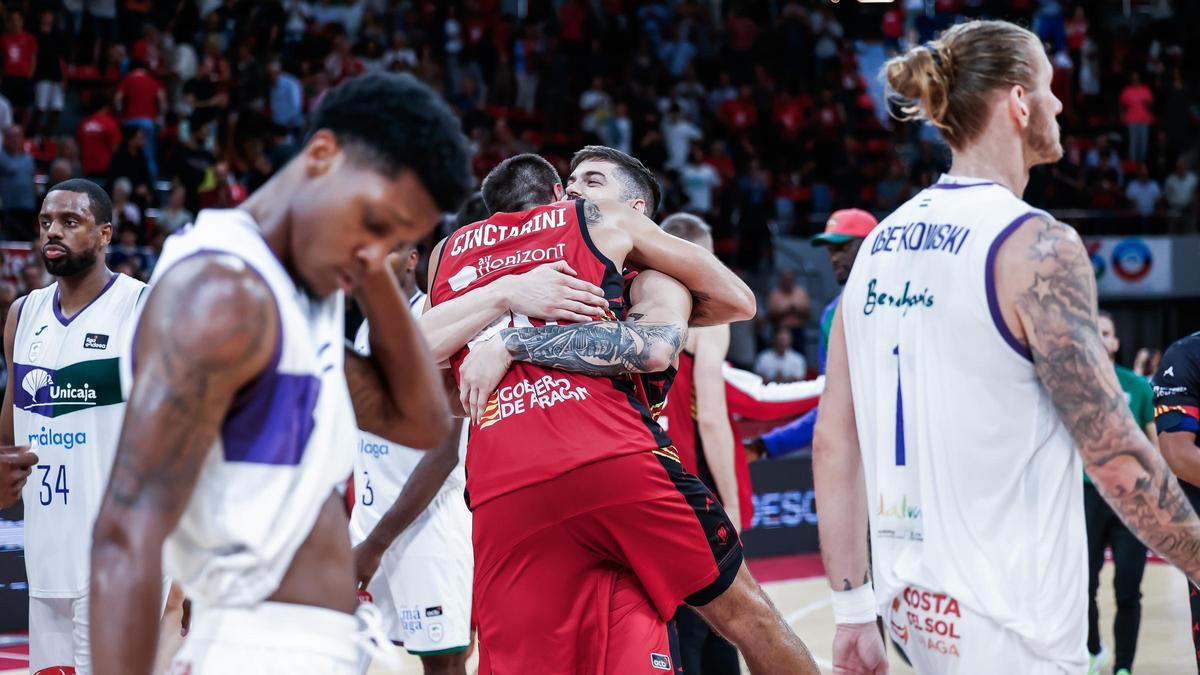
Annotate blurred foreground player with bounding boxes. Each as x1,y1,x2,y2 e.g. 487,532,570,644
815,20,1200,675
432,152,817,673
1151,331,1200,671
0,179,146,674
88,73,473,675
1086,311,1156,675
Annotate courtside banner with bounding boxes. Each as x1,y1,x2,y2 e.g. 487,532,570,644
1084,236,1172,297
742,453,819,559
0,503,26,632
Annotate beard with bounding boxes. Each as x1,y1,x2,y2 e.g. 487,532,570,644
1025,99,1064,165
43,245,99,277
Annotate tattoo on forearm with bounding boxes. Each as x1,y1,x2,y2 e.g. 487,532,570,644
1020,220,1200,576
502,321,683,376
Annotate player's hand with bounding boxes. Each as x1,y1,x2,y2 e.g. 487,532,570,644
500,261,608,323
459,335,512,424
832,622,888,674
352,538,387,591
0,446,38,508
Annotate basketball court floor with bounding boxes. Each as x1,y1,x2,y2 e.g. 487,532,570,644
0,558,1192,674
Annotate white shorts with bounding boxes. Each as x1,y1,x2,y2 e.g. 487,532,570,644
34,81,63,111
29,579,169,674
29,595,90,675
362,489,472,655
882,585,1084,675
169,602,363,674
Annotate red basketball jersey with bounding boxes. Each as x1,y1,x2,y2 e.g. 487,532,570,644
430,200,672,508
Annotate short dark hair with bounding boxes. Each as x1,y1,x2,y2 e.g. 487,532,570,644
455,192,490,229
1098,309,1114,324
480,153,560,214
661,212,711,244
46,178,113,225
306,73,473,213
569,145,661,218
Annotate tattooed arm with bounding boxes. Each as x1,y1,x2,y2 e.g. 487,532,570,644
585,199,756,326
998,217,1200,583
346,255,450,450
90,255,278,675
812,302,887,672
456,270,691,422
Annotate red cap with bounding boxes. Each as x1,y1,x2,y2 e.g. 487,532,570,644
811,208,878,246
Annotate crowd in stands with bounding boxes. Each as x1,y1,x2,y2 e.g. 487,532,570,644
0,0,1192,365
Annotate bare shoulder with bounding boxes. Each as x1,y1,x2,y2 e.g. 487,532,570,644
140,253,278,371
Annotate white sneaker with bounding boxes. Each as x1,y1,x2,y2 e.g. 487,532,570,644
1088,644,1111,675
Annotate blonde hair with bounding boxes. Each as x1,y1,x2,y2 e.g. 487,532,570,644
883,20,1041,149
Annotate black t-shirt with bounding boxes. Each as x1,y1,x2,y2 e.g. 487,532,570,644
33,28,63,81
1152,331,1200,503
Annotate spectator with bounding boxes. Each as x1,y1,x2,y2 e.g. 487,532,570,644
110,177,142,229
766,269,811,347
1119,72,1155,164
198,159,247,210
0,125,37,239
578,76,610,136
32,9,66,138
383,31,418,72
1164,159,1198,229
663,105,702,170
77,92,122,181
107,224,149,278
48,158,74,186
600,102,633,156
115,60,165,183
0,91,12,135
1126,165,1162,218
1086,135,1124,185
755,328,807,384
1,11,36,129
267,59,304,133
680,145,721,216
1065,5,1088,53
107,125,152,197
158,182,193,234
19,260,48,295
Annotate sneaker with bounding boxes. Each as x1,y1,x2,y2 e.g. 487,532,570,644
1088,645,1111,675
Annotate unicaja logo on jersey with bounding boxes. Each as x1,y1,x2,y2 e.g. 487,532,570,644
21,368,98,409
13,359,124,419
22,368,53,401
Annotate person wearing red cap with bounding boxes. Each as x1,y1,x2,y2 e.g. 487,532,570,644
748,208,877,460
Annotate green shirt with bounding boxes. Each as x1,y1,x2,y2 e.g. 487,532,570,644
1084,365,1154,483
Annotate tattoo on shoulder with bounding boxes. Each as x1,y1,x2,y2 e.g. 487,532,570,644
1019,219,1200,575
584,200,602,228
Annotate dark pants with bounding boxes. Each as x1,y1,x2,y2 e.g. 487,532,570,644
673,606,739,675
1085,482,1147,671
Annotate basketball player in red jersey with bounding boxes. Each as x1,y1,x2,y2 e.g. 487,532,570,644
423,153,818,674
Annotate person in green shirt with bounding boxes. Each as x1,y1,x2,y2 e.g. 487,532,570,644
1085,310,1157,675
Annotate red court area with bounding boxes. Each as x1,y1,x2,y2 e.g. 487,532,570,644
0,641,28,669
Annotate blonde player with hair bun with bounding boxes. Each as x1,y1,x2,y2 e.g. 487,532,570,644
815,19,1200,675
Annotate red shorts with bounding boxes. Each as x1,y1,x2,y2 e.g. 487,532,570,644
472,450,742,674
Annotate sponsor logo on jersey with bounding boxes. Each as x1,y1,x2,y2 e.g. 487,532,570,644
399,606,424,633
448,207,568,257
13,359,124,418
650,653,672,670
862,278,935,316
1164,366,1175,378
27,426,86,450
425,606,443,617
34,324,47,336
359,438,390,458
476,243,567,279
1153,385,1189,397
897,587,963,658
428,622,444,643
27,341,43,362
478,375,590,430
83,333,109,350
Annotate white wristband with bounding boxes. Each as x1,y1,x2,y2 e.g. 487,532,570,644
831,584,876,624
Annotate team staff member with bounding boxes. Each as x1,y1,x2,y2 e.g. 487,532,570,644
1086,311,1156,675
748,209,877,460
1151,330,1200,671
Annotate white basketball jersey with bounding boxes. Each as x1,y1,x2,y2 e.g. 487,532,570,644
348,290,467,545
145,209,357,608
842,175,1086,667
13,274,145,597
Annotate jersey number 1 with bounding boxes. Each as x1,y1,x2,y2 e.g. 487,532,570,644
894,346,906,467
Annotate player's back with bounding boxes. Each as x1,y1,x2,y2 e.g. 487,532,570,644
143,209,357,607
430,200,671,508
841,175,1085,663
14,273,145,597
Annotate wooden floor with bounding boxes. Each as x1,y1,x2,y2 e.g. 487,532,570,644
364,563,1196,675
1,563,1192,674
